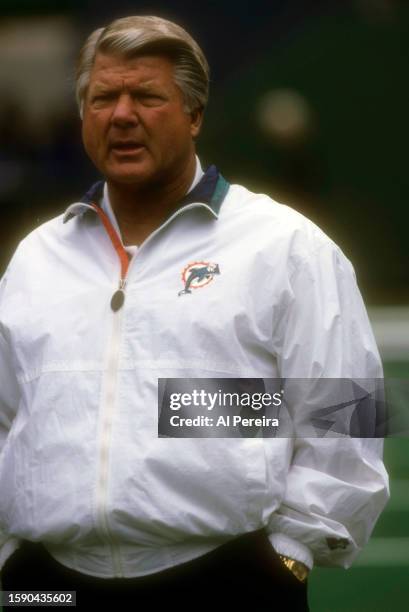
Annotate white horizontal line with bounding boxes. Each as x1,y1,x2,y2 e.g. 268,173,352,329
369,307,409,320
388,479,409,510
368,308,409,359
354,538,409,566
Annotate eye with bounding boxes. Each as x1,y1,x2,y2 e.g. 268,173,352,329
137,93,165,106
90,93,116,106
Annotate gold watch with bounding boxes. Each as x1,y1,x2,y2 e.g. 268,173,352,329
278,554,310,583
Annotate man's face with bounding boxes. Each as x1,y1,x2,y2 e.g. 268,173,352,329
82,52,202,187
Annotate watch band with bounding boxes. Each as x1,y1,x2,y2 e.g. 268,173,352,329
278,554,309,583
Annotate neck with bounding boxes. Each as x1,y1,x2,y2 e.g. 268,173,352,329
107,154,197,246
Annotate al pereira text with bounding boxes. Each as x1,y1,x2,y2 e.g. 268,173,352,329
169,415,280,428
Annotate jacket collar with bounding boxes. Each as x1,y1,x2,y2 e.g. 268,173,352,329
63,165,229,224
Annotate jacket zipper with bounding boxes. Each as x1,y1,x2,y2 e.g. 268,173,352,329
90,201,214,575
96,301,126,575
91,203,135,576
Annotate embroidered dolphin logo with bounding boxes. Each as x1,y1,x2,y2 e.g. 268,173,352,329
178,262,220,296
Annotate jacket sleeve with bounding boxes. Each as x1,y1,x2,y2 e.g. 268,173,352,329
266,239,390,569
0,268,22,572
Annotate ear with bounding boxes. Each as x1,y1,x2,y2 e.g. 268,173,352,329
190,107,204,138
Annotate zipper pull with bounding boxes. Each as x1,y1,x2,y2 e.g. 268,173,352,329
111,279,126,312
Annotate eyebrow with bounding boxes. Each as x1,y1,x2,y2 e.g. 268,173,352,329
89,82,162,96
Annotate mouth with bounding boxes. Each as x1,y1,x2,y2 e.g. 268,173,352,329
109,140,146,155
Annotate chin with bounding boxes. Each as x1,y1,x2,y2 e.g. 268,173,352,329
106,166,156,187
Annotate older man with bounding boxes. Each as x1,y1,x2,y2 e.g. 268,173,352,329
0,15,388,611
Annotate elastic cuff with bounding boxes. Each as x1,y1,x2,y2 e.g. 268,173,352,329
268,532,314,570
0,536,21,572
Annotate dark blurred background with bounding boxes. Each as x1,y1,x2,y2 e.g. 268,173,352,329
0,2,408,611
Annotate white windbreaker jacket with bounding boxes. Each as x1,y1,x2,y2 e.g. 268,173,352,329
0,165,389,578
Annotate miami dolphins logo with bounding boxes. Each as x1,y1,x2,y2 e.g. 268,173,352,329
178,261,220,296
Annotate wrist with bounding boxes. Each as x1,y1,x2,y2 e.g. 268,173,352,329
268,532,313,570
278,554,310,583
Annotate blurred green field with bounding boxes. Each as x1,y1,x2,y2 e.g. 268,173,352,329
309,440,409,611
309,359,409,611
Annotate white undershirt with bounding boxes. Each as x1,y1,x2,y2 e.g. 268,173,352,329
101,155,204,256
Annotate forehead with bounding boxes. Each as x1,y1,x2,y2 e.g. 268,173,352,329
88,52,176,88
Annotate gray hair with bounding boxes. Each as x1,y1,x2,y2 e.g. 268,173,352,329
76,15,209,118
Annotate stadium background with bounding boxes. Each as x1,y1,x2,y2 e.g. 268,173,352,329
0,1,408,610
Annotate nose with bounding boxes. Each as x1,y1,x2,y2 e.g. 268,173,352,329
111,94,138,127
